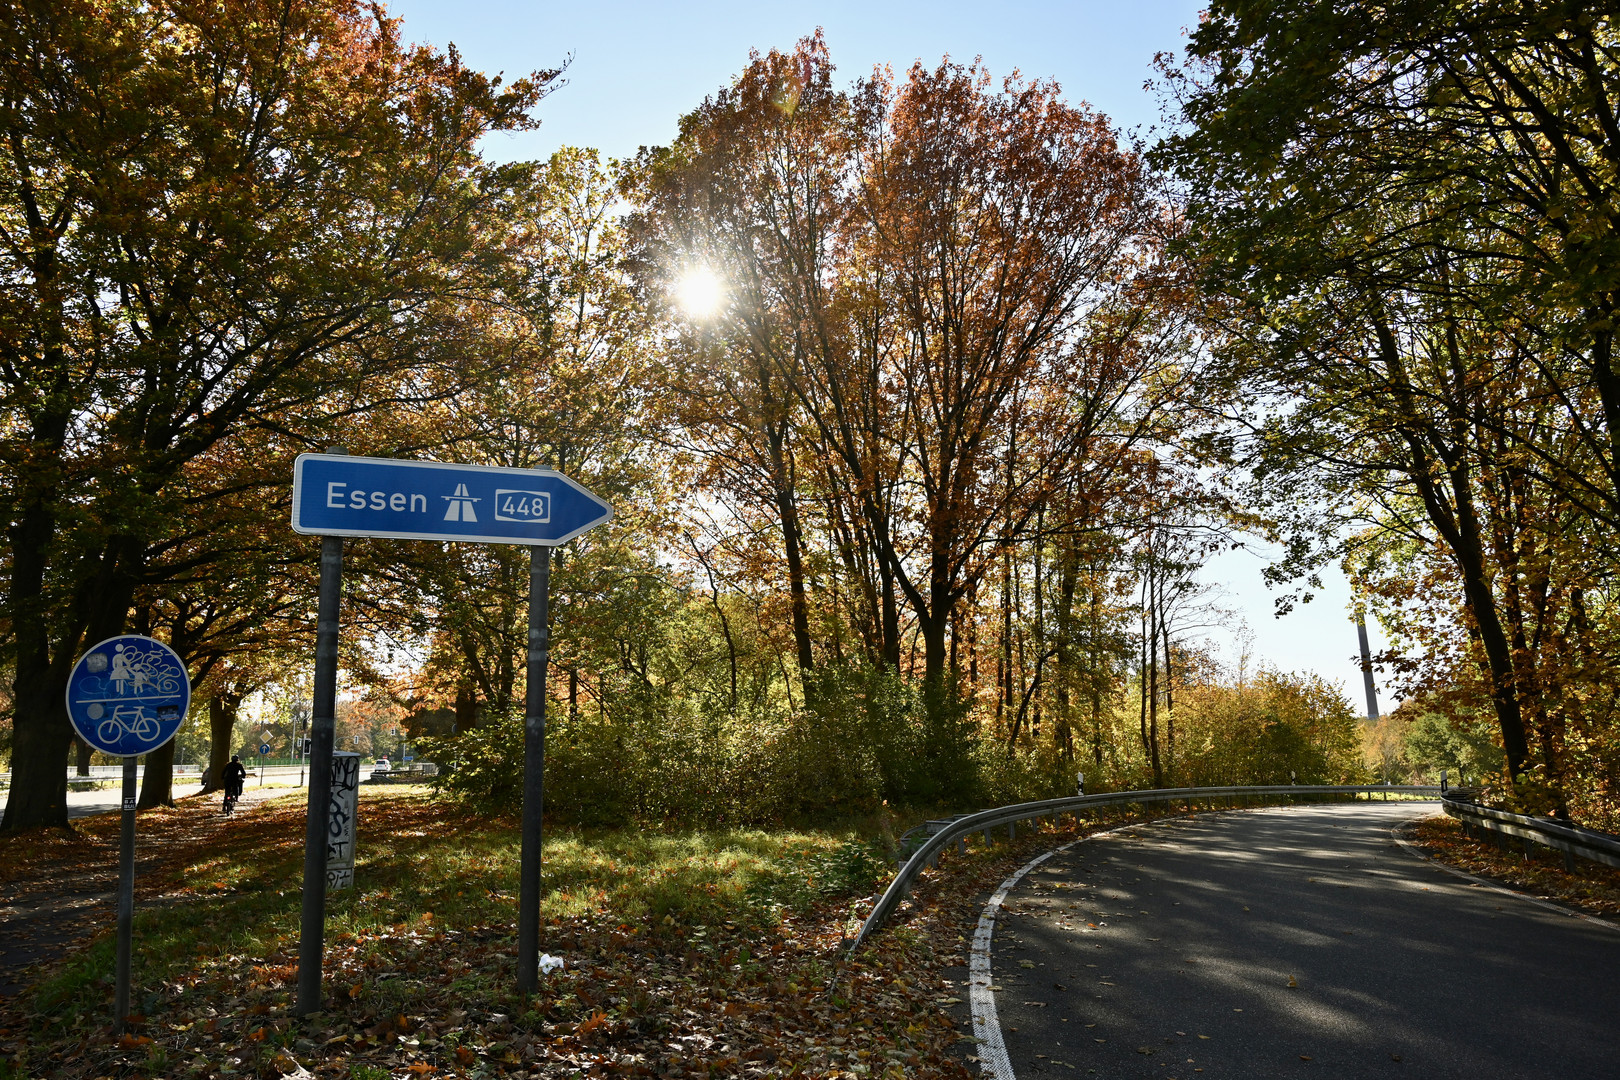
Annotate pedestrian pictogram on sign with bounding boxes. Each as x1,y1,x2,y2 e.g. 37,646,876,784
442,483,480,522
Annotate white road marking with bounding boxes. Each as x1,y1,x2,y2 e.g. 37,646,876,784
969,823,1144,1080
968,803,1616,1080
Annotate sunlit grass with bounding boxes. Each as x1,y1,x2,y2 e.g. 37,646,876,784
24,787,887,1017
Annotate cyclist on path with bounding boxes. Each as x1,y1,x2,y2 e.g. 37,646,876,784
222,754,247,811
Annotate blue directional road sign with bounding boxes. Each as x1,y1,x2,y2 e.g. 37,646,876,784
291,454,614,546
260,743,272,756
66,636,192,757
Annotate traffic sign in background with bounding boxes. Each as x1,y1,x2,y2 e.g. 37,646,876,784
291,454,613,545
66,635,192,757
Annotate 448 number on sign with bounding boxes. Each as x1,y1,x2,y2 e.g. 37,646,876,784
494,489,551,523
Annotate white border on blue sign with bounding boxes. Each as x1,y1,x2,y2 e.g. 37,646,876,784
289,454,615,546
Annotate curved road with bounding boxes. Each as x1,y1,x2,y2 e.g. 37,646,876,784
960,803,1620,1080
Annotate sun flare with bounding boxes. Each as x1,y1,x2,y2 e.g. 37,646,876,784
675,266,724,319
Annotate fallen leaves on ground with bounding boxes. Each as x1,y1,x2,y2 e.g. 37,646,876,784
0,793,985,1079
0,792,1268,1079
1409,815,1620,919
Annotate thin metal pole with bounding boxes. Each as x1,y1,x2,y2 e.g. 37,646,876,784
113,756,137,1032
296,531,345,1015
517,545,551,994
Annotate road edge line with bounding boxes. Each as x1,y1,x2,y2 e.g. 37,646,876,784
969,822,1147,1080
1390,816,1620,933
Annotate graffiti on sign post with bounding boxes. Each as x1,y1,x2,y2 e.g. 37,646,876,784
326,752,360,890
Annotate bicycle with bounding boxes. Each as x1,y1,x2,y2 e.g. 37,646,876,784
223,782,243,814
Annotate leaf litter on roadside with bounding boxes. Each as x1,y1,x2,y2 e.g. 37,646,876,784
0,791,983,1079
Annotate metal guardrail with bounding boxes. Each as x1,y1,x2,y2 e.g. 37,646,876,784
1441,792,1620,871
850,783,1442,951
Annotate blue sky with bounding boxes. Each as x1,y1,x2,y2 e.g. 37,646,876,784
381,0,1394,706
383,0,1205,162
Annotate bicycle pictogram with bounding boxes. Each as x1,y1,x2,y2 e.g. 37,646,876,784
97,704,160,746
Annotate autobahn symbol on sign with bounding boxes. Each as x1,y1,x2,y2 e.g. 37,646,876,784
290,454,612,545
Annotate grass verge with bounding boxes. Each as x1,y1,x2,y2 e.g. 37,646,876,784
0,790,1418,1078
0,786,970,1079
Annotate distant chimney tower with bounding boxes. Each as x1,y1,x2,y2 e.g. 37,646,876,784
1356,611,1380,722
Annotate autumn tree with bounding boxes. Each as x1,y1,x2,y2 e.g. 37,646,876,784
334,146,661,737
632,41,1196,752
1154,1,1620,800
0,0,555,832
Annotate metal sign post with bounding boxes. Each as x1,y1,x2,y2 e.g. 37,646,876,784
288,451,611,1014
114,758,137,1028
295,528,344,1016
63,634,192,1033
516,547,550,994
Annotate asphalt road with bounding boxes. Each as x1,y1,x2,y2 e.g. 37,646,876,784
961,802,1620,1080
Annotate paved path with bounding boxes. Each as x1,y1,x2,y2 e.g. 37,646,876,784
0,785,295,997
0,777,303,820
963,803,1620,1080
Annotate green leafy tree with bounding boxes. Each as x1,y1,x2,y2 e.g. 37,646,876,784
1152,1,1620,794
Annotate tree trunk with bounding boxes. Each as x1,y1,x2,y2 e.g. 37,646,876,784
1,489,75,833
74,736,92,776
766,427,816,680
3,555,139,831
1162,621,1174,783
137,739,176,809
920,612,949,692
1381,319,1532,780
1412,450,1532,780
1033,508,1045,741
879,557,901,670
3,689,74,832
998,549,1011,732
204,691,242,794
454,684,479,732
1138,613,1151,768
1143,570,1163,788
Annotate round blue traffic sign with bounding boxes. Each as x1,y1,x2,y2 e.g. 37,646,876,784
259,743,271,756
65,635,191,757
